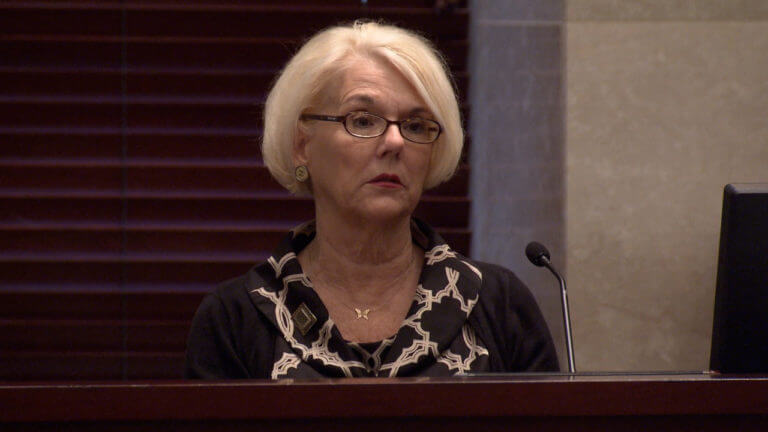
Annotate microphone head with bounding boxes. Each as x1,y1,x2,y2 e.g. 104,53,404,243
525,241,551,267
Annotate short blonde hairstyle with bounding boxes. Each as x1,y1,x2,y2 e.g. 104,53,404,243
262,20,464,195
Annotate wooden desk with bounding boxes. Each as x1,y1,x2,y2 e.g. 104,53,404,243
2,374,768,431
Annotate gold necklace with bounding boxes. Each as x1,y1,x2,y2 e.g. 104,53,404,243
307,246,418,321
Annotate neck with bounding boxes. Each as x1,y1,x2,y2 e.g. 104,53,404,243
303,209,418,305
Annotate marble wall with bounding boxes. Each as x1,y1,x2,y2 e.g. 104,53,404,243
566,0,768,370
470,0,768,371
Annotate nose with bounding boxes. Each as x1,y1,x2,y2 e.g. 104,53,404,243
376,123,405,157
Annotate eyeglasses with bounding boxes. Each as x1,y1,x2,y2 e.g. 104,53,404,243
300,111,442,144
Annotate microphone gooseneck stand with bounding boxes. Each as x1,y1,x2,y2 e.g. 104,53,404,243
525,242,576,374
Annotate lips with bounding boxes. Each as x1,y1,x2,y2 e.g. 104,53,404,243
368,173,403,187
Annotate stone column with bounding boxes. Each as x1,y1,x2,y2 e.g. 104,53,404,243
469,0,567,367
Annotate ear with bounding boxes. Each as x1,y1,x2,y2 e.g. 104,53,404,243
292,121,310,167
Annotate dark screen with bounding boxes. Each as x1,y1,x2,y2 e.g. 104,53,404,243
710,183,768,373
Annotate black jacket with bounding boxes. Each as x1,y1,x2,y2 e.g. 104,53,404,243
185,220,559,379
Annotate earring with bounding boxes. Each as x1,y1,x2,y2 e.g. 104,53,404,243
295,165,309,182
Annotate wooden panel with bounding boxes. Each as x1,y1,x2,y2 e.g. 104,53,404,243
0,352,186,380
0,352,125,381
1,5,468,39
0,162,468,195
2,376,768,431
0,292,202,380
0,132,259,160
0,39,122,68
0,292,203,320
0,320,190,351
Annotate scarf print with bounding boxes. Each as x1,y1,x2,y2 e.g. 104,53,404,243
246,219,490,378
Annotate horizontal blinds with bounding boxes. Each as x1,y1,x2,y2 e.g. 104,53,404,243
0,0,470,379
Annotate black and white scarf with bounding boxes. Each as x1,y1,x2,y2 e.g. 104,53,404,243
247,219,490,378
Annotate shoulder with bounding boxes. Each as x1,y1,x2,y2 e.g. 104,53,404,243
185,264,278,379
211,273,251,303
467,259,560,372
196,273,252,323
471,261,537,309
188,268,266,353
468,260,544,330
199,261,276,319
472,260,524,290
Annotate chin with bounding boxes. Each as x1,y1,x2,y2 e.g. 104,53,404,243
357,198,414,224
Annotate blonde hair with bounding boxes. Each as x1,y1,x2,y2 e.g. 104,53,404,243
262,20,464,195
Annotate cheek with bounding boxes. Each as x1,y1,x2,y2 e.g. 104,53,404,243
307,138,369,182
410,147,433,181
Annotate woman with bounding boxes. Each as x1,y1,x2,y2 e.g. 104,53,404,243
185,21,558,378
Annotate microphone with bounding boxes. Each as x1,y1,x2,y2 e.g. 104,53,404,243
525,241,576,373
525,241,551,267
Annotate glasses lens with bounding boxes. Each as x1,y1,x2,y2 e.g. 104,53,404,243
345,112,385,137
401,118,440,143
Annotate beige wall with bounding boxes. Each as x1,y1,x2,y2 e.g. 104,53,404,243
565,1,768,371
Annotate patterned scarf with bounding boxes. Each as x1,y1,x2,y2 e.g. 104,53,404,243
246,219,490,378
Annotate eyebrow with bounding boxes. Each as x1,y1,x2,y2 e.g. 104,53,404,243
406,107,430,117
341,94,431,117
341,94,375,106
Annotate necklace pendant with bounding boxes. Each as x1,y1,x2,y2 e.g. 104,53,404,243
354,308,370,320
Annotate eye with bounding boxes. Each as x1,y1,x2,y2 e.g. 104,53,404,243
348,112,377,130
403,119,427,134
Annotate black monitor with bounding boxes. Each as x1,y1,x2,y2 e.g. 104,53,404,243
710,183,768,373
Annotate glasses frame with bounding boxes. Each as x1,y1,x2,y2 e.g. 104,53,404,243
300,111,442,144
